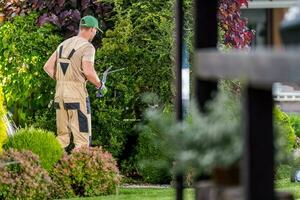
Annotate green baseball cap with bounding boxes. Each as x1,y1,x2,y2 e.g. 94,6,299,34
80,15,103,33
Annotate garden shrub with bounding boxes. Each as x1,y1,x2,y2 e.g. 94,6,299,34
289,113,300,138
30,108,57,133
3,127,63,171
0,13,62,126
274,106,297,154
92,0,174,177
0,86,7,153
51,147,121,199
276,164,292,180
0,149,53,200
137,91,242,182
136,129,172,184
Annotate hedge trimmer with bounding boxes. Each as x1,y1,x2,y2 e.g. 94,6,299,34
96,66,125,98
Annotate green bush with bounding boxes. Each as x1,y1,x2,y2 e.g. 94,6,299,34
0,13,62,126
274,107,297,154
3,127,63,171
276,164,292,180
30,108,57,133
0,86,7,153
0,149,53,200
92,0,174,179
289,113,300,138
51,147,121,199
135,126,172,184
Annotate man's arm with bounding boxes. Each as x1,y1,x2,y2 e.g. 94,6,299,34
82,61,102,89
43,51,57,79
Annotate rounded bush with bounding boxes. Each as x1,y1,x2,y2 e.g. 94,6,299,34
0,149,53,200
51,147,121,199
4,127,63,171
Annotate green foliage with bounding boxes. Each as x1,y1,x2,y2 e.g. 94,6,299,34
140,92,297,179
274,107,297,154
51,147,121,199
276,178,300,199
91,0,174,173
276,164,292,180
0,86,7,153
0,149,53,200
29,108,57,133
289,113,300,138
138,91,242,179
0,13,62,126
3,127,63,171
136,124,172,184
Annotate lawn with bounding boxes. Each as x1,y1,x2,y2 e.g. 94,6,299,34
276,179,300,199
61,180,300,200
63,188,195,200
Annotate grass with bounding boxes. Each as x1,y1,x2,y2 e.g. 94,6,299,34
61,179,300,200
276,178,300,199
63,188,195,200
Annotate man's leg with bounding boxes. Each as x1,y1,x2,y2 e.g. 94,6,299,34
67,97,91,148
55,100,71,148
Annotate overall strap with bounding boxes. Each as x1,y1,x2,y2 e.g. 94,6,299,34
58,41,90,60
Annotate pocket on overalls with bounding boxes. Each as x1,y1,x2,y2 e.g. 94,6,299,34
63,97,89,133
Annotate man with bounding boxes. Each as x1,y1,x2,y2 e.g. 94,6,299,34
43,15,103,149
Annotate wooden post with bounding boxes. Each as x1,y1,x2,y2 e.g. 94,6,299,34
194,0,218,109
175,0,184,199
195,79,218,112
194,0,218,194
175,0,183,122
244,86,274,200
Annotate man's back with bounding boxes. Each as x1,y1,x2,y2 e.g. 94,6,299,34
55,36,95,84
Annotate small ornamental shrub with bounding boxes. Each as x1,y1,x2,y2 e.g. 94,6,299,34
0,149,53,200
4,127,63,171
51,147,121,199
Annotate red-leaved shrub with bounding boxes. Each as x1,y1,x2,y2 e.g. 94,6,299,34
51,147,121,199
0,149,53,200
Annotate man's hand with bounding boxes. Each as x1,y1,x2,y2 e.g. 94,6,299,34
96,84,108,98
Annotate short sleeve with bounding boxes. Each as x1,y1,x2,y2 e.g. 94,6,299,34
82,45,96,63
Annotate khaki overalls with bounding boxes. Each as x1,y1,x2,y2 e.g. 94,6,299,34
54,37,94,148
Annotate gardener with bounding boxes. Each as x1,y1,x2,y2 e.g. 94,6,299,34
43,15,103,150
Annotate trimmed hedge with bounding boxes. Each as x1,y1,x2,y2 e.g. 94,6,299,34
4,127,63,171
